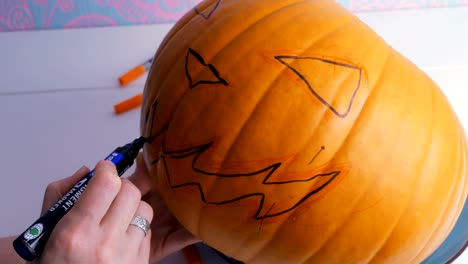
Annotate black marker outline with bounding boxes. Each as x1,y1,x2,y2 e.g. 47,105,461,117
162,142,340,220
275,55,362,118
309,146,325,165
185,48,228,89
145,100,157,137
144,99,169,145
194,0,222,20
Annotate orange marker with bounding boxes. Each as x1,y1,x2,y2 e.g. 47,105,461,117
119,58,153,86
114,93,143,114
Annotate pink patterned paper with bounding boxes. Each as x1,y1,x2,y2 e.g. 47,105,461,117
0,0,467,32
94,0,203,23
64,14,117,29
0,0,34,31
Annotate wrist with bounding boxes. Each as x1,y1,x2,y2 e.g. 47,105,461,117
0,235,28,264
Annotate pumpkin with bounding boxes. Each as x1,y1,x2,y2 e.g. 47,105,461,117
140,0,468,263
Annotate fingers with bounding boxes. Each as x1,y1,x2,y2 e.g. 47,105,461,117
127,153,153,196
42,160,156,263
127,201,154,240
100,179,142,230
135,202,153,262
139,229,152,262
73,159,154,239
70,160,121,222
123,200,153,260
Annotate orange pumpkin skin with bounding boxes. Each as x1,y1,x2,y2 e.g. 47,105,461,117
140,0,468,263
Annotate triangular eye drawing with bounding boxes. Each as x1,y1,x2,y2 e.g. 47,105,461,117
194,0,222,20
185,48,229,89
275,55,362,118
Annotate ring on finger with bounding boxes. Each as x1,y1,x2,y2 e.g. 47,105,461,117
129,215,150,236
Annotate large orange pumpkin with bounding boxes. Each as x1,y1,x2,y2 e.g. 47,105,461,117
140,0,468,263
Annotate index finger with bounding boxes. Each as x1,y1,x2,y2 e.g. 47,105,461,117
127,153,153,196
69,160,122,222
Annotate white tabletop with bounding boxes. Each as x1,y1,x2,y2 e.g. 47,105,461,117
0,6,466,264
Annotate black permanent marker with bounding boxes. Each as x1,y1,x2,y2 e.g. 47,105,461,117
13,137,146,261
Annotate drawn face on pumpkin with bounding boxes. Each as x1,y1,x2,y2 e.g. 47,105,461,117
140,0,374,218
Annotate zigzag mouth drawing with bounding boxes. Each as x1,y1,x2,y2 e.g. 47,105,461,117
161,141,341,220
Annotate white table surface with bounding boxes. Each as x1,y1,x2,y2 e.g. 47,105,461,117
0,6,466,264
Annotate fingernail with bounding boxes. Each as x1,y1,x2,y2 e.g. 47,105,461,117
78,166,90,174
95,160,116,171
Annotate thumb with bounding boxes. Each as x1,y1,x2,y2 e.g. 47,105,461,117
128,152,153,196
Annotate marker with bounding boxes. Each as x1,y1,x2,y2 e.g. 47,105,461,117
114,93,143,114
118,58,153,86
13,137,147,261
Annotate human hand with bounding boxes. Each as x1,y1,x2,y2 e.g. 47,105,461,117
129,154,201,263
36,160,153,264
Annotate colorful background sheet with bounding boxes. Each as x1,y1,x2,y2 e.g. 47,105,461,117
1,0,468,32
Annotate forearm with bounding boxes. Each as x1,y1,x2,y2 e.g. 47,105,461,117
0,236,26,264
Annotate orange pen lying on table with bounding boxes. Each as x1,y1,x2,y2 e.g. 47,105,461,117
114,57,153,114
114,93,143,114
119,57,153,86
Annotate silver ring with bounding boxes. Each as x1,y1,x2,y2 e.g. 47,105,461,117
129,215,150,236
